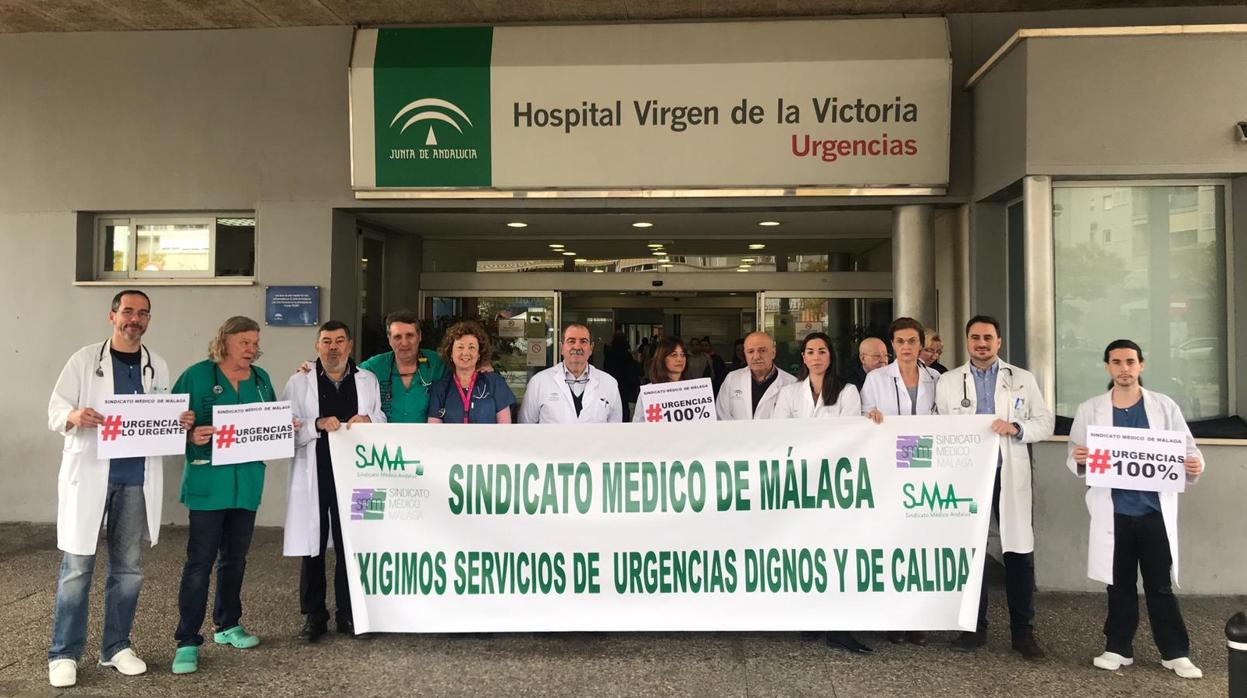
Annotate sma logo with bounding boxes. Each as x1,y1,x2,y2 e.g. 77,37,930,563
355,444,422,474
902,482,977,513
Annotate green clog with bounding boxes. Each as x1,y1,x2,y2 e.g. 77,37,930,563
171,646,199,675
213,625,260,649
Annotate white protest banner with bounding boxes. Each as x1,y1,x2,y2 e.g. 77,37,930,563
1085,425,1187,494
330,415,998,633
637,378,717,423
96,394,189,459
212,401,294,466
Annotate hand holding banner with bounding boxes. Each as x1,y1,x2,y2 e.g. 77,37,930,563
211,401,295,466
637,378,717,423
1085,425,1187,493
95,394,190,459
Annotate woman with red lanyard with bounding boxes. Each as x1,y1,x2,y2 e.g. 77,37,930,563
427,321,516,424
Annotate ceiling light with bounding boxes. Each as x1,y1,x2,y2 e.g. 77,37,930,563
651,250,666,256
736,268,750,273
574,258,586,263
506,222,528,228
647,243,664,249
748,243,766,250
561,251,576,256
548,243,564,249
740,258,756,263
758,221,780,227
592,268,605,273
632,221,653,228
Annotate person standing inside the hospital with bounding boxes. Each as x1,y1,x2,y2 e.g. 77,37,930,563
1067,339,1204,680
716,332,796,421
46,290,192,688
428,321,516,424
519,324,622,424
860,316,937,646
170,316,280,675
283,320,385,643
935,315,1052,660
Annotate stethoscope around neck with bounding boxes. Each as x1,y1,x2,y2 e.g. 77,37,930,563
380,353,433,414
891,362,940,415
959,364,1014,409
96,340,155,384
209,363,270,400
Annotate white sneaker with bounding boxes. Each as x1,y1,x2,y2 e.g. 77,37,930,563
100,647,148,676
1161,656,1203,679
1092,651,1134,670
48,658,77,687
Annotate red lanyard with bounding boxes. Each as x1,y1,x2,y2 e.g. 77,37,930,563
453,372,477,424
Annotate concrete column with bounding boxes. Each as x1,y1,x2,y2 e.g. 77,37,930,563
953,204,971,359
891,204,936,326
1022,176,1056,408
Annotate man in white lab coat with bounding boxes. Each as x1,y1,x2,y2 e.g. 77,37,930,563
45,290,193,688
1067,339,1204,680
935,315,1053,660
715,332,796,421
519,324,622,424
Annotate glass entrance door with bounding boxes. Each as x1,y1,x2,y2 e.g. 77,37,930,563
420,292,559,403
758,292,893,379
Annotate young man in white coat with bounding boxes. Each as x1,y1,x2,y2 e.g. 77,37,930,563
1067,339,1204,679
282,321,386,642
46,290,194,688
934,315,1053,660
716,332,796,421
520,324,622,424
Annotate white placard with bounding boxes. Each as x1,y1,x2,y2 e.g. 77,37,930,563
795,321,824,340
211,401,295,466
525,339,546,367
330,415,999,633
498,318,525,338
1085,425,1187,493
637,377,717,423
95,394,189,459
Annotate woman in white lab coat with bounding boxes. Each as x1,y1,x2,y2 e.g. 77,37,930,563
773,332,861,419
861,317,938,422
771,332,868,655
633,336,690,422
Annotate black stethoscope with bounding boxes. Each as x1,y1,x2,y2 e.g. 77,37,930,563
95,340,155,384
960,365,1015,408
380,353,433,415
892,362,940,415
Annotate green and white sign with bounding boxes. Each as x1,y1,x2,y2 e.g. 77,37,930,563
330,415,997,632
350,19,951,193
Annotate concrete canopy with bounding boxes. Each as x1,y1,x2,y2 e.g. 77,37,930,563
2,0,1244,33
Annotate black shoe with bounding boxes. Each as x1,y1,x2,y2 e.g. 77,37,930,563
1012,634,1047,660
826,631,873,655
952,630,987,652
905,631,928,646
298,618,328,643
338,619,368,638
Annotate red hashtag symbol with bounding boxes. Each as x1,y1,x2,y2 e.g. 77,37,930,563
100,415,123,441
1087,449,1112,474
216,424,237,449
645,403,663,422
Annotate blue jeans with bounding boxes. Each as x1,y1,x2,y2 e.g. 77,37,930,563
48,484,146,661
174,508,257,647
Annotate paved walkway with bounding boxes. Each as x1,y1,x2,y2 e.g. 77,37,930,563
0,523,1238,697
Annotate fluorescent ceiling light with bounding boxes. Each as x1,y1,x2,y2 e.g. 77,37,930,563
506,222,528,228
631,222,653,228
748,243,766,250
758,221,780,227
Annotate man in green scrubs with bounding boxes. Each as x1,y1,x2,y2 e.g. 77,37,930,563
358,310,447,423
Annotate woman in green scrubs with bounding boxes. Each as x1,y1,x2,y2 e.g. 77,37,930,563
170,316,280,675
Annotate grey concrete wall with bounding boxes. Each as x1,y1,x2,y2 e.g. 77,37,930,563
1026,34,1247,176
1033,442,1247,595
970,44,1027,201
